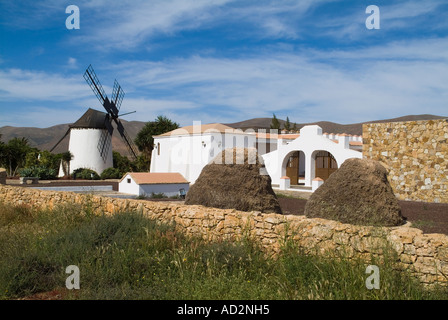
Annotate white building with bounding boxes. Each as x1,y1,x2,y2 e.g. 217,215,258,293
119,172,189,197
262,125,362,189
150,122,256,184
150,121,363,191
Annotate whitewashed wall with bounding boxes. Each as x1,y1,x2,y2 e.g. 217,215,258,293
262,125,362,187
140,183,189,197
67,128,113,175
118,173,140,195
151,131,256,184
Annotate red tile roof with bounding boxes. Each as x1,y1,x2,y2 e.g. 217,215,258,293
121,172,189,184
155,123,240,137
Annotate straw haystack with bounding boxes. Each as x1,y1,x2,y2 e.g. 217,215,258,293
304,158,404,226
185,148,282,214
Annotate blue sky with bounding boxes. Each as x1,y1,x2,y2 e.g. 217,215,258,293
0,0,447,128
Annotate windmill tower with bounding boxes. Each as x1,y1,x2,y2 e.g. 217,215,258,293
51,65,138,177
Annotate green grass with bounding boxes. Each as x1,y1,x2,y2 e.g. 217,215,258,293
0,201,447,300
275,191,307,200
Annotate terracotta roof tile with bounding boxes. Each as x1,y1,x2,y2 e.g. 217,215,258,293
121,172,189,184
155,123,241,137
255,133,300,140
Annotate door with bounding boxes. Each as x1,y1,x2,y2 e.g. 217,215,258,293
315,151,337,181
286,152,300,185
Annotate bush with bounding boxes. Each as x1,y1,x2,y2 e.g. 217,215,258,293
18,166,57,180
149,192,167,199
72,168,100,180
100,167,122,180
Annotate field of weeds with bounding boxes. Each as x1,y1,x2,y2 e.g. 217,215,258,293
0,201,447,300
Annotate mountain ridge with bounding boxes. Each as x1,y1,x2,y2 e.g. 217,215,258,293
225,114,447,136
1,114,446,156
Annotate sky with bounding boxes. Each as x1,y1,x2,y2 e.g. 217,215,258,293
0,0,447,128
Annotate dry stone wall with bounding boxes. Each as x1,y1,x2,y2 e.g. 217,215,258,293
0,184,447,286
363,119,448,203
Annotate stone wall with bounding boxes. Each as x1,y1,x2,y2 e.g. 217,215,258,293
363,119,448,203
0,184,447,286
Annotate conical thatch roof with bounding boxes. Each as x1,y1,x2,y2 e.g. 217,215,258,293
185,148,282,214
304,158,404,227
70,108,108,129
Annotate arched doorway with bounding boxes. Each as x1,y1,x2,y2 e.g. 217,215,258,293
285,151,305,185
315,151,338,181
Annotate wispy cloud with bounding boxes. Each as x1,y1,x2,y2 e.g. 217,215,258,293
115,36,448,124
67,0,336,49
314,0,447,41
1,1,447,128
0,69,88,101
76,0,234,50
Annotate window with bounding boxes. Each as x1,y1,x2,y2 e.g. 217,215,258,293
157,143,160,156
127,178,131,184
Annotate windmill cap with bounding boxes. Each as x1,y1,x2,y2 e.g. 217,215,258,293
70,108,109,129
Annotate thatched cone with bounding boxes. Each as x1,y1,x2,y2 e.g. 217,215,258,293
185,148,282,214
304,158,404,227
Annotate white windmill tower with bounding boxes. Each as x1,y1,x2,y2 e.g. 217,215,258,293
51,65,138,177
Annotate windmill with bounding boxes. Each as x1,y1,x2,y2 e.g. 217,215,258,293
83,64,138,161
51,65,138,177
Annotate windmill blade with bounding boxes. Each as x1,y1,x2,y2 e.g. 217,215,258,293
111,79,125,113
50,128,70,152
97,129,112,162
104,115,114,135
97,116,114,162
114,118,138,160
83,64,107,106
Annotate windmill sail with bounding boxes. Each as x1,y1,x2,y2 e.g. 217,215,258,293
97,116,114,162
84,65,107,105
98,129,112,162
50,127,70,152
83,65,138,161
112,79,124,113
115,118,138,160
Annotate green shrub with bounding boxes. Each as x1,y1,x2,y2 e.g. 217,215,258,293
18,166,57,180
72,168,100,180
149,192,167,199
100,167,122,180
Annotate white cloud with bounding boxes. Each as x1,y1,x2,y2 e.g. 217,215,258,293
67,0,337,49
114,37,448,124
67,57,78,68
315,0,447,41
77,0,234,49
0,68,89,101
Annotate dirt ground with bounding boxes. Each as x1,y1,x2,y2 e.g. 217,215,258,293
278,197,448,235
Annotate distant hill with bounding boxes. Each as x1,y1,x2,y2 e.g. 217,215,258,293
1,114,446,157
225,114,448,136
0,119,146,158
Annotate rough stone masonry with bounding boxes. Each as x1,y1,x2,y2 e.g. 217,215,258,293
363,119,448,203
